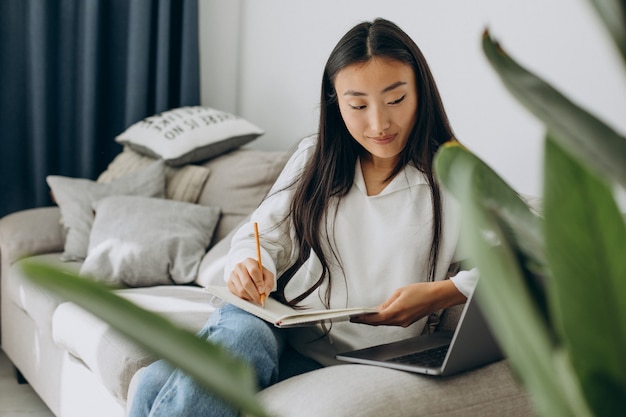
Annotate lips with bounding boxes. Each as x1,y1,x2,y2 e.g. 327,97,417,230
370,134,396,145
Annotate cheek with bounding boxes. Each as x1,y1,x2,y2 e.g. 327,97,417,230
401,107,417,130
339,108,363,136
405,98,419,128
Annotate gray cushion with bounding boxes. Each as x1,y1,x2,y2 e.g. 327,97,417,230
80,195,220,287
116,106,264,166
46,161,166,262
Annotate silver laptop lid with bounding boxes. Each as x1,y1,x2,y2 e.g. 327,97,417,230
336,284,503,376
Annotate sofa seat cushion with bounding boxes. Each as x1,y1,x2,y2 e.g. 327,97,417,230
51,285,215,404
254,361,532,417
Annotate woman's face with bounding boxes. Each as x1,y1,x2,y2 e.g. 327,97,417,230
334,57,418,167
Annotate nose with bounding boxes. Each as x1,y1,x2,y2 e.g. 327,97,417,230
369,105,390,135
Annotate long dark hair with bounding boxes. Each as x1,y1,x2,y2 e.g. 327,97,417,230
274,18,455,308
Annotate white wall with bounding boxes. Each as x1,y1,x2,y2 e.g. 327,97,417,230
199,0,626,197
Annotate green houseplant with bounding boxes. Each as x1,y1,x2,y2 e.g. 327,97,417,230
434,0,626,416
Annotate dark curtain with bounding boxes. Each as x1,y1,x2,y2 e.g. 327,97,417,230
0,0,200,218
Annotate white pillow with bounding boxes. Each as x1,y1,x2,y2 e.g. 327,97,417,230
80,195,221,287
115,106,265,166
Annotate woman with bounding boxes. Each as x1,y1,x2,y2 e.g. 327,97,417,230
129,18,477,417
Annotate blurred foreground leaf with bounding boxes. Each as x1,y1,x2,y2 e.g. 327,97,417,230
588,0,626,66
543,136,626,415
435,141,593,417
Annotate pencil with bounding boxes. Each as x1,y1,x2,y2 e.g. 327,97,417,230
253,222,266,308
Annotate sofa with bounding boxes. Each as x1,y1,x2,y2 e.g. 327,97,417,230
0,107,533,417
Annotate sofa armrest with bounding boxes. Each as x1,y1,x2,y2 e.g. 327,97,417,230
0,207,64,265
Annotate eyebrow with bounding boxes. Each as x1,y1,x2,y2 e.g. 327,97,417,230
343,81,408,97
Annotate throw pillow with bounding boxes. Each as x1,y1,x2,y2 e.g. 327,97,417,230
81,195,221,287
97,147,211,203
46,160,166,262
115,106,264,166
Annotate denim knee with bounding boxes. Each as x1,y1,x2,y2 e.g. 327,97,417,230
200,303,285,387
128,360,174,417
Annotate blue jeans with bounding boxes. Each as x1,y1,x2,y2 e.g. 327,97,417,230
128,303,322,417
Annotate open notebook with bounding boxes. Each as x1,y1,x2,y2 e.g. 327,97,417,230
336,285,503,376
205,285,377,328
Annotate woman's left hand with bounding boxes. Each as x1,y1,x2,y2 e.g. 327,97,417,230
351,280,466,327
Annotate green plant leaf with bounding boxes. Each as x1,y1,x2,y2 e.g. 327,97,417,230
20,260,271,417
435,141,549,317
434,142,593,417
543,135,626,416
588,0,626,66
482,30,626,191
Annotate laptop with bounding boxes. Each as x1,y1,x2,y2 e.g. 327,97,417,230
336,285,503,376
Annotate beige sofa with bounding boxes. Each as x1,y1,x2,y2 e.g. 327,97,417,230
0,145,533,417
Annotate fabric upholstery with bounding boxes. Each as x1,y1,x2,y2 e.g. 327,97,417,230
0,207,64,264
253,361,532,417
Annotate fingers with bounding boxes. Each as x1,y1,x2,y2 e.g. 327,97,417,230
351,304,415,327
350,308,383,326
350,294,395,326
227,258,274,305
351,287,426,327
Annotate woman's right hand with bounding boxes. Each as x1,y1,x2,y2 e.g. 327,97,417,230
227,258,275,305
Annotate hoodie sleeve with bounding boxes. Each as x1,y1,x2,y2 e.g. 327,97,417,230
449,268,479,298
223,136,317,288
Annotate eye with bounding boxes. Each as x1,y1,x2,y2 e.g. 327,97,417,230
349,104,367,110
388,95,406,105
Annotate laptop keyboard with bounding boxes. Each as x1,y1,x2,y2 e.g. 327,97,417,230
388,345,450,368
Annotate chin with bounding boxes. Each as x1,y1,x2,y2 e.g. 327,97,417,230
370,143,405,159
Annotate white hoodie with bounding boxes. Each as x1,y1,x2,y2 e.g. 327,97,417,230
224,136,478,365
